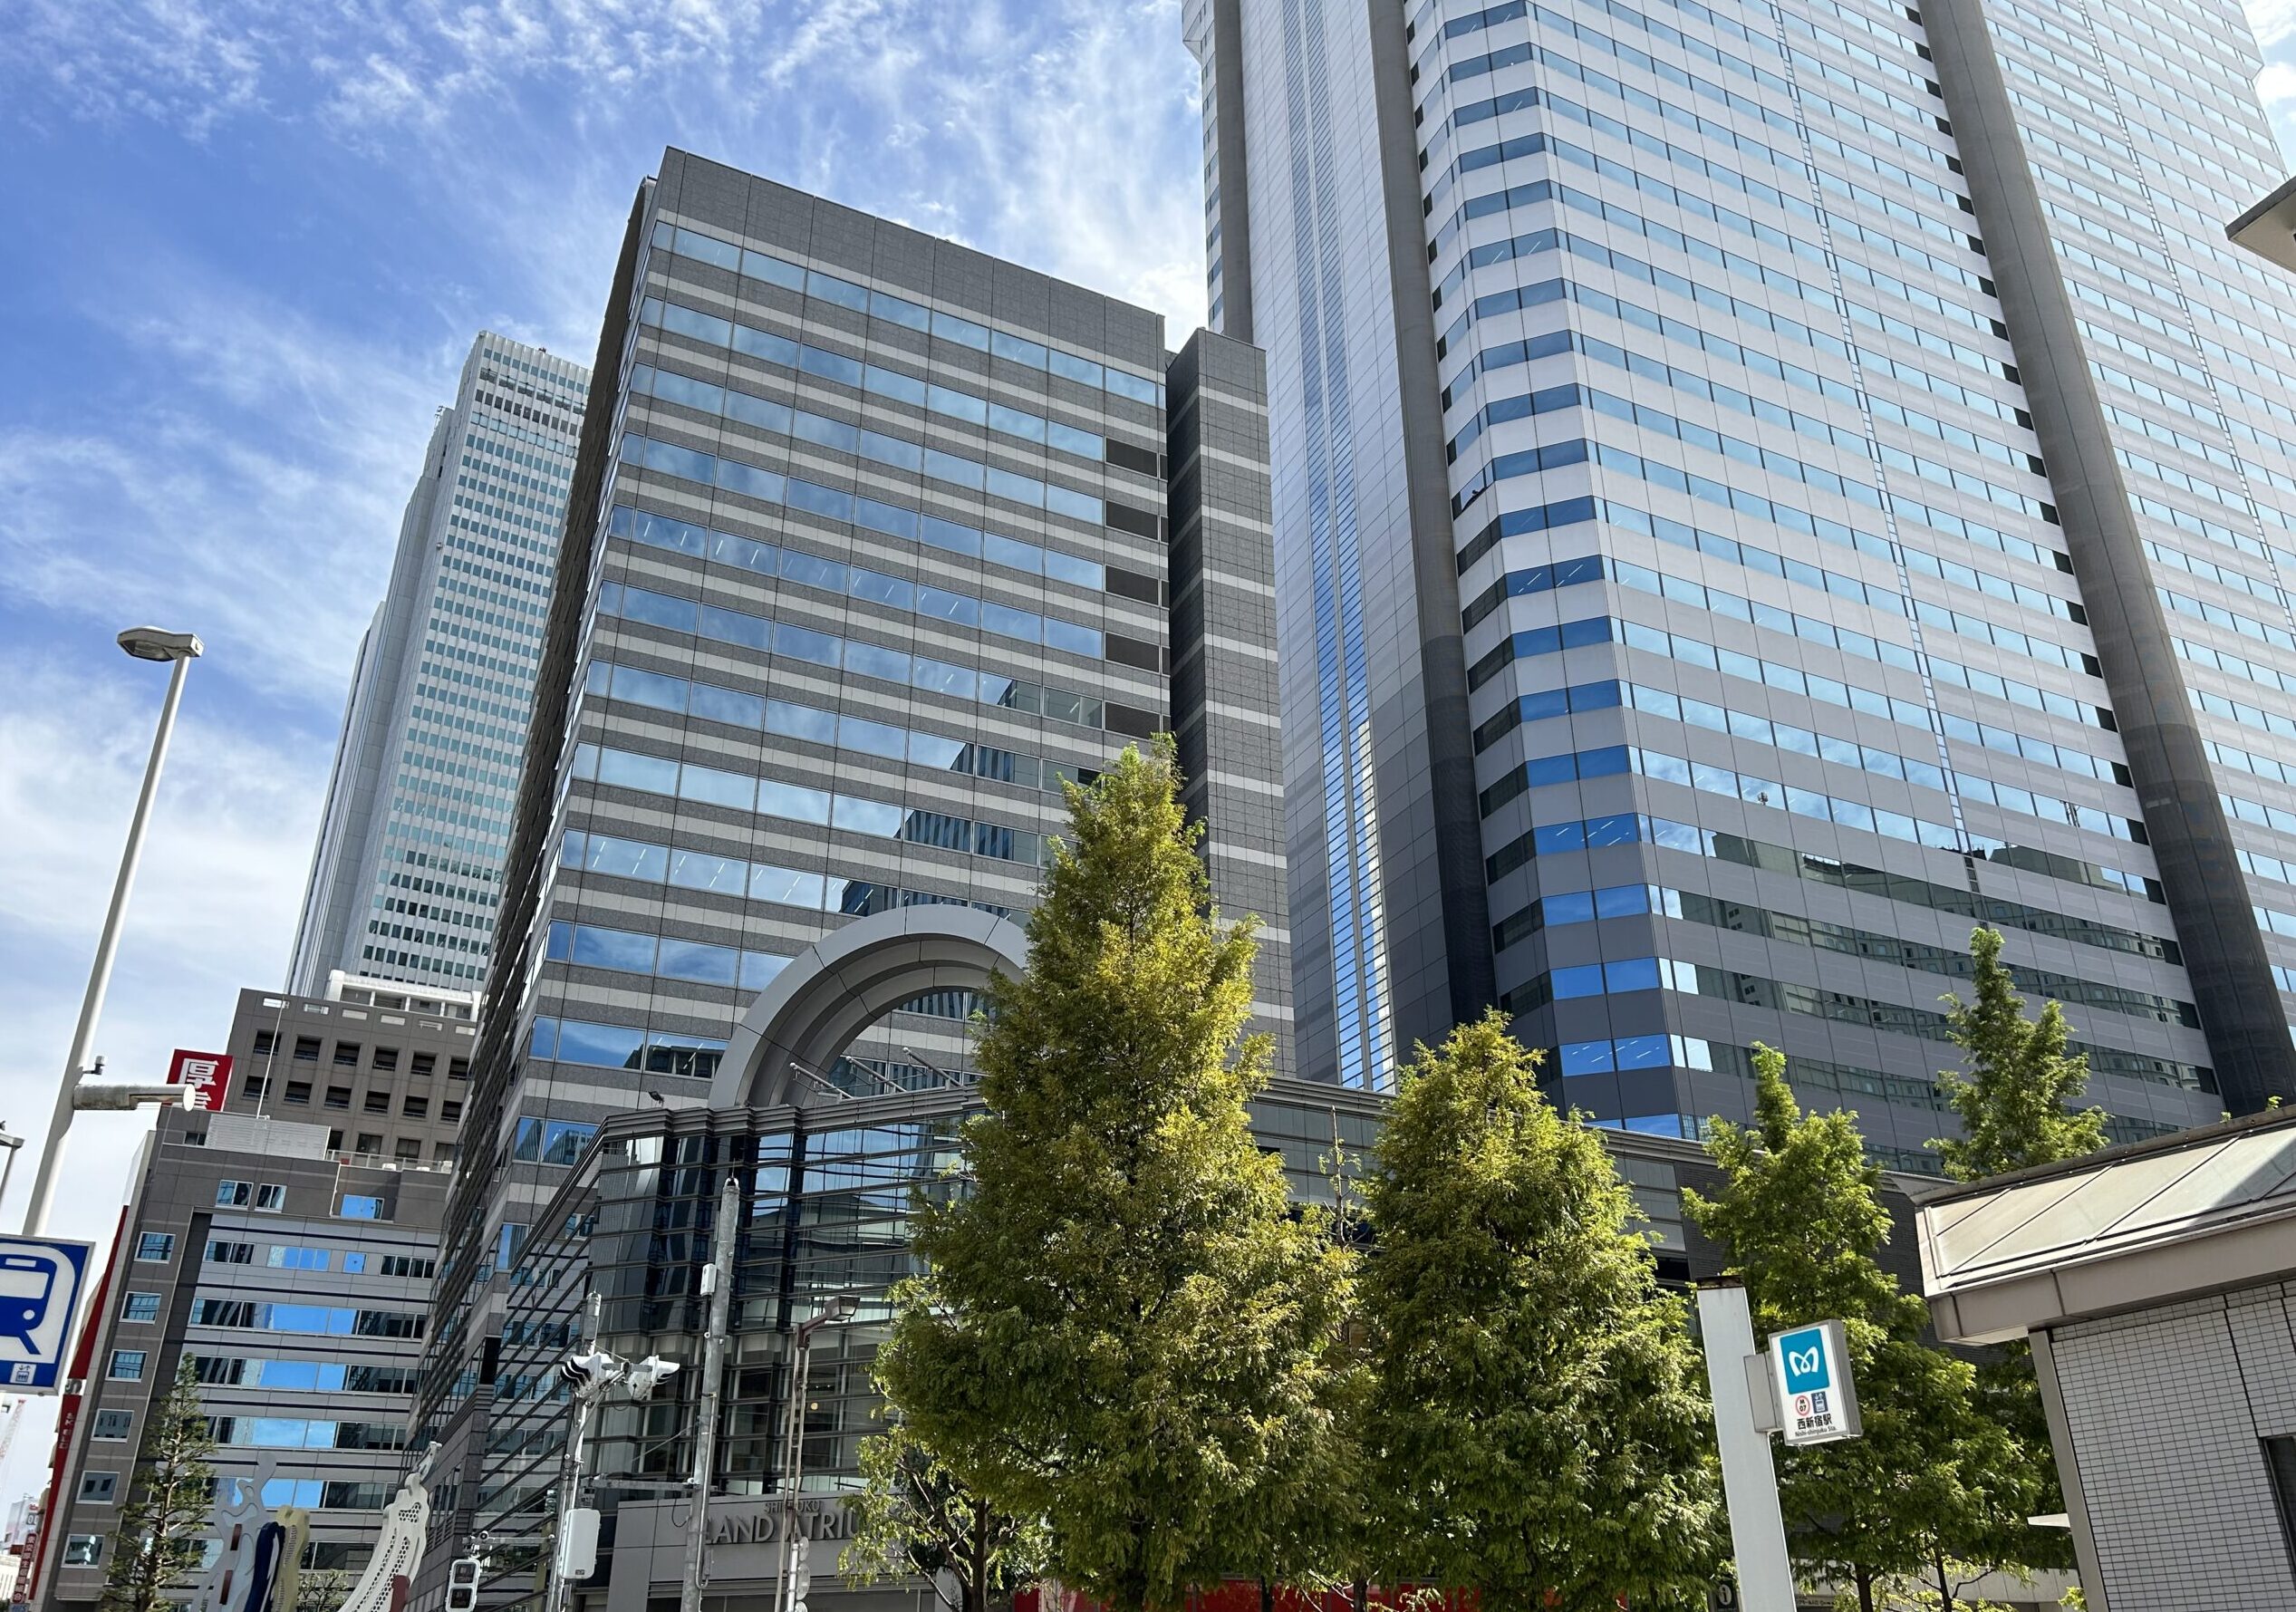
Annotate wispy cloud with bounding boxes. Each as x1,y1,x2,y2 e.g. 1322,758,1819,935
3,0,1205,331
2262,59,2296,157
0,273,453,701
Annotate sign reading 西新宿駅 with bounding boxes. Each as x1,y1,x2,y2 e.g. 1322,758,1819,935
1770,1318,1862,1447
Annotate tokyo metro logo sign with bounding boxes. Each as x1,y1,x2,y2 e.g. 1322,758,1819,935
1769,1319,1861,1447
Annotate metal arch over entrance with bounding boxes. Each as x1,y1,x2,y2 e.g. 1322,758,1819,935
709,905,1030,1109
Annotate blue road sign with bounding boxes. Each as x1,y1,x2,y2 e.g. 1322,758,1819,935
0,1236,93,1393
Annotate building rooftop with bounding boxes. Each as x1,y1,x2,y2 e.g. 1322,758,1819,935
1916,1107,2296,1344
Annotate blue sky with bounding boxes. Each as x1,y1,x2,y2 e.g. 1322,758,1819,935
0,0,2293,1493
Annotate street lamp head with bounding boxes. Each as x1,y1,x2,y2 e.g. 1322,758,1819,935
118,627,204,662
793,1293,863,1344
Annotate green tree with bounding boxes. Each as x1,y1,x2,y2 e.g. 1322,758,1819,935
101,1356,217,1612
841,1417,1047,1612
1359,1012,1721,1611
1685,1047,2016,1612
875,741,1358,1612
1931,926,2106,1582
294,1569,353,1612
1934,928,2107,1182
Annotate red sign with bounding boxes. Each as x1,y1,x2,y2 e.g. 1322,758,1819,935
168,1048,233,1112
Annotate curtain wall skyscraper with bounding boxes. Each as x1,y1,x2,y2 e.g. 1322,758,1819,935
1187,0,2296,1147
410,153,1294,1528
290,333,589,994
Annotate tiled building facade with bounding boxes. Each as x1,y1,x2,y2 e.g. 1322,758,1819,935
1183,0,2296,1152
31,983,473,1612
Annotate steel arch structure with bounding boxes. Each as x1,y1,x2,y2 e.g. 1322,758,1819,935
709,905,1029,1109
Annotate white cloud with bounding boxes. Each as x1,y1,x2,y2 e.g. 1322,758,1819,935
2,0,1206,333
2252,0,2296,48
2261,58,2296,152
4,0,270,136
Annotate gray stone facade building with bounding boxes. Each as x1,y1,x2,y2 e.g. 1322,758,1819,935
291,333,589,996
412,150,1290,1564
1182,0,2296,1149
31,982,474,1612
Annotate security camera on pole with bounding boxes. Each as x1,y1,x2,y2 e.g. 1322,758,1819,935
545,1332,681,1612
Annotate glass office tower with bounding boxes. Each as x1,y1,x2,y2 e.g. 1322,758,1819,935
290,333,588,994
1186,0,2296,1147
412,151,1291,1522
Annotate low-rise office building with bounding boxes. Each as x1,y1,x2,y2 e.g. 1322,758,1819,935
28,980,475,1612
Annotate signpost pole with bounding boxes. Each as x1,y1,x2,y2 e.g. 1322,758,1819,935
1697,1282,1797,1612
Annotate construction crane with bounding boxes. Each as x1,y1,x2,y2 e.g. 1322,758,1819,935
0,1396,25,1464
0,1397,25,1466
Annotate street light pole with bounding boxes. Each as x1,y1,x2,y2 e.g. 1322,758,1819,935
24,627,203,1238
776,1296,859,1612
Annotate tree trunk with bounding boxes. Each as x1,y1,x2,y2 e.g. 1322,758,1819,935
967,1501,989,1612
1934,1549,1955,1612
1855,1565,1875,1612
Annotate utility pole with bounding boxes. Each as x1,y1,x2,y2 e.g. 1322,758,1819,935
545,1308,681,1612
0,1127,23,1220
682,1172,743,1612
548,1294,606,1612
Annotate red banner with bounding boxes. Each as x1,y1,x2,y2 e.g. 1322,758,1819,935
168,1048,233,1112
